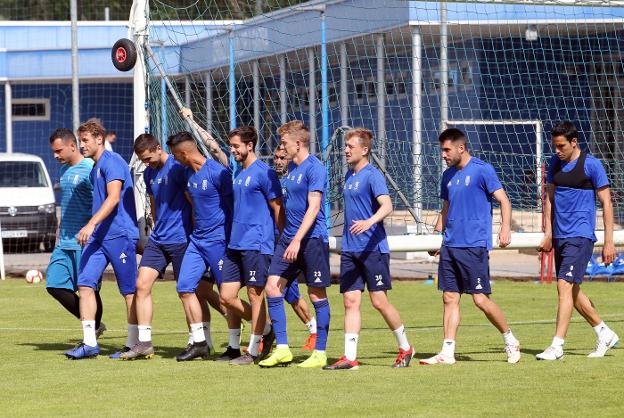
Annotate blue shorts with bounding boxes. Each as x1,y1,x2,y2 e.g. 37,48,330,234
177,239,226,293
438,246,491,294
554,237,594,284
339,251,392,293
222,249,271,287
46,247,81,291
139,239,187,280
268,236,331,288
284,279,302,305
78,236,138,296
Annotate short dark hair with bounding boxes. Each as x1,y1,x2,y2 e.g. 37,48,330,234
133,133,160,154
438,128,467,144
166,131,195,148
551,121,578,142
105,130,116,137
49,128,77,145
228,126,257,149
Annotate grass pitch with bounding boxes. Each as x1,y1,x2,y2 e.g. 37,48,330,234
1,278,623,417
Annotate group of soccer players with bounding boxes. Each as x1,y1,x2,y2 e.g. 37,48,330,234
45,116,619,368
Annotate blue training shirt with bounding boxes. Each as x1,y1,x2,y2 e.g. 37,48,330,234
58,158,93,250
90,150,139,241
144,155,192,244
229,160,282,254
185,159,233,244
282,154,328,241
440,157,502,250
546,154,609,242
342,164,390,253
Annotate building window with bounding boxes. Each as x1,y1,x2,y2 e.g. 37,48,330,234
12,99,50,121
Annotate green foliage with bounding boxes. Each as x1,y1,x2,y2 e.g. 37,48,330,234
1,279,623,416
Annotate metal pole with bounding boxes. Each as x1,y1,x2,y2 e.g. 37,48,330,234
160,44,168,147
4,83,12,154
376,34,386,169
320,11,330,230
412,26,423,234
70,0,79,133
185,75,191,107
205,71,213,132
439,1,448,182
228,30,237,170
253,60,261,150
340,42,348,177
0,220,5,280
131,0,149,140
536,121,543,206
308,48,316,154
255,0,263,15
104,7,110,21
279,55,287,125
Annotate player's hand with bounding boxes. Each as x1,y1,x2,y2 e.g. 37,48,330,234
427,249,440,257
350,219,373,235
497,226,511,248
180,107,193,119
283,239,301,263
602,242,616,266
538,235,552,253
76,222,95,246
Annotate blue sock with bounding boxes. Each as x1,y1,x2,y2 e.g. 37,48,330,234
267,296,288,346
312,299,330,351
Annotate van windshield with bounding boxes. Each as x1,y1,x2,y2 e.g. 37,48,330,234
0,161,49,188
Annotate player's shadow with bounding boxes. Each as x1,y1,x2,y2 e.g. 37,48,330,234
17,341,121,355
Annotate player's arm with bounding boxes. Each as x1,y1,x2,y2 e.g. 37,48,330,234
149,195,157,224
492,188,511,248
428,200,448,256
180,107,229,167
184,191,195,227
538,184,554,252
269,197,286,234
597,186,616,264
350,194,392,235
283,191,322,262
77,180,122,245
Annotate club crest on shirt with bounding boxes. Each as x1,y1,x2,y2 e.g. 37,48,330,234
164,176,169,185
245,176,251,187
150,179,155,185
97,168,102,178
465,175,470,186
297,173,303,184
73,174,79,185
354,181,360,190
289,175,295,181
202,179,208,190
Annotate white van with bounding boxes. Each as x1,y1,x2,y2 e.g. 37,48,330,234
0,153,57,252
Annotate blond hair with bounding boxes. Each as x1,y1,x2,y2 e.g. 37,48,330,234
77,118,106,139
277,120,310,146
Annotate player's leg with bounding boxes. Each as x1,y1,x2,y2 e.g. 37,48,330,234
298,238,331,369
105,237,139,359
285,278,317,350
46,248,81,318
195,278,216,352
421,246,460,365
537,238,578,360
176,241,212,361
65,241,108,359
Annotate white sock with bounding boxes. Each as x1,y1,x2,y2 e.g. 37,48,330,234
82,320,97,347
187,332,194,346
191,323,205,343
202,322,212,347
263,322,272,336
344,333,359,361
393,325,411,351
305,317,317,334
276,344,289,349
441,339,456,357
228,328,241,349
593,321,610,337
138,325,152,343
126,324,139,347
248,334,262,357
552,336,565,347
502,329,518,345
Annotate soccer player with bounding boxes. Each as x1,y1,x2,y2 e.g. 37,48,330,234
46,128,104,337
220,126,281,365
119,133,194,360
420,128,521,365
167,131,236,361
536,121,619,360
273,145,318,350
259,121,331,369
104,130,116,152
324,128,414,370
64,119,139,360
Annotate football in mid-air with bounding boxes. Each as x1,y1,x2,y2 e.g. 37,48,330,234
25,270,43,284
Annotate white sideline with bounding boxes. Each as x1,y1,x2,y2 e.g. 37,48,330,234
328,230,624,253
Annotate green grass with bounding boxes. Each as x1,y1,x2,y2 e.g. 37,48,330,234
1,278,623,417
